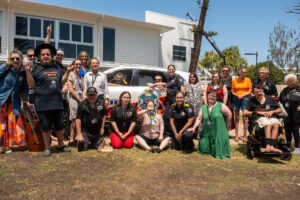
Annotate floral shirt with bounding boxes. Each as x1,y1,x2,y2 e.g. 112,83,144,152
185,82,204,116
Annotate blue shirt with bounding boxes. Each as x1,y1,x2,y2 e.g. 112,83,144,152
78,66,89,78
0,63,28,116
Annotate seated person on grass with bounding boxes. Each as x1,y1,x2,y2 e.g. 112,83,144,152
243,84,282,153
75,87,111,152
135,100,171,153
108,73,128,86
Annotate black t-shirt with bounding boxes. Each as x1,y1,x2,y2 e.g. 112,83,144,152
32,63,63,111
170,103,194,132
110,104,137,132
252,78,278,97
76,99,106,134
246,95,280,117
56,61,66,74
166,74,185,104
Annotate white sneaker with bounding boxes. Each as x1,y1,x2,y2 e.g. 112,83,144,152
4,147,12,154
293,148,300,154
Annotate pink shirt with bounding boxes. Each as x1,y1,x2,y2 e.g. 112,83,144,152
139,112,163,139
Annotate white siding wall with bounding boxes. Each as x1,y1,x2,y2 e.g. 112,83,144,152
0,1,163,68
115,24,159,66
146,11,196,72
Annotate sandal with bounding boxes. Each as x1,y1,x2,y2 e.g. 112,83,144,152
243,137,248,143
98,146,113,152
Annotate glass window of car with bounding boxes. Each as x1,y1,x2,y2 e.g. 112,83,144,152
137,70,167,86
106,70,133,86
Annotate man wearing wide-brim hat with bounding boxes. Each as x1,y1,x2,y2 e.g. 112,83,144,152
24,43,73,157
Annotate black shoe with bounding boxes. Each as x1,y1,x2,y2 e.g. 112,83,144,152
43,148,51,157
185,149,193,154
68,141,76,147
56,146,71,153
154,148,162,153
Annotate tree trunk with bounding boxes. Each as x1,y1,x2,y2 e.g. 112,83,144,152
189,0,209,72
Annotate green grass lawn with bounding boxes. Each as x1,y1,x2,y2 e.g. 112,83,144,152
0,144,299,200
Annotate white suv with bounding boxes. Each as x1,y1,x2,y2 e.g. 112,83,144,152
103,66,190,106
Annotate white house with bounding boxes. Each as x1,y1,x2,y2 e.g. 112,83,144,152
146,11,197,72
0,0,195,71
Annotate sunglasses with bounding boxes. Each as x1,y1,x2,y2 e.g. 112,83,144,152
27,55,35,58
222,70,229,72
155,79,162,81
10,57,21,61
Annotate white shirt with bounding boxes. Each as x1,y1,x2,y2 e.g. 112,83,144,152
83,71,109,98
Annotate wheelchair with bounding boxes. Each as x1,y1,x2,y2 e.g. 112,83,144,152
246,114,292,161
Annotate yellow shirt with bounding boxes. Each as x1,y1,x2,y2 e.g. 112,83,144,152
231,77,252,95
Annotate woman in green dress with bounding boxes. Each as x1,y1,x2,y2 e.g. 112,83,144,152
192,90,232,159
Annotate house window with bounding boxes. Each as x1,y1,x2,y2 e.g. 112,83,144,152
43,20,54,38
16,16,28,36
83,26,93,43
59,22,70,40
58,42,76,58
173,45,186,61
103,27,115,62
14,38,35,54
72,24,81,42
30,18,41,37
14,14,94,58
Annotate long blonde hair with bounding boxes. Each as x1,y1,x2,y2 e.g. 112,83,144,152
77,51,90,67
6,49,23,70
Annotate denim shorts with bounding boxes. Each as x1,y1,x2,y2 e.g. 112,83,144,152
233,97,248,111
37,109,64,132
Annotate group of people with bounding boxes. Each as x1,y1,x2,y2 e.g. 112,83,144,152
0,25,299,158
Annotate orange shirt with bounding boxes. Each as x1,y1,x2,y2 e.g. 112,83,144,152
231,77,252,95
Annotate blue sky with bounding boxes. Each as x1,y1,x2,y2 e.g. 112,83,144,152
32,0,299,65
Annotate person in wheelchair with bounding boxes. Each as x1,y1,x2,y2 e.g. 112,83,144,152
243,84,282,153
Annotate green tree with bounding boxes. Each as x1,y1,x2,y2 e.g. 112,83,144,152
246,61,284,83
222,46,248,73
199,46,248,73
267,22,300,73
198,50,221,71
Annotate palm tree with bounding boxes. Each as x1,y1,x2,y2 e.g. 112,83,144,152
189,0,209,72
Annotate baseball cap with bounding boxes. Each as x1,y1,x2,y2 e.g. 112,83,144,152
86,87,97,96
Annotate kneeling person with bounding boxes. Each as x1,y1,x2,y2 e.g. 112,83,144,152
243,84,282,153
76,87,106,152
135,100,171,153
170,92,195,153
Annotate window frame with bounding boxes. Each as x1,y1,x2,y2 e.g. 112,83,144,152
14,14,94,59
172,45,186,62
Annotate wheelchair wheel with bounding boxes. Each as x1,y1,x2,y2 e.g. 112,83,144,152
247,149,255,160
280,153,292,161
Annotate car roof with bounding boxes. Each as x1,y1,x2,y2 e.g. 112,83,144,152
103,65,190,80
